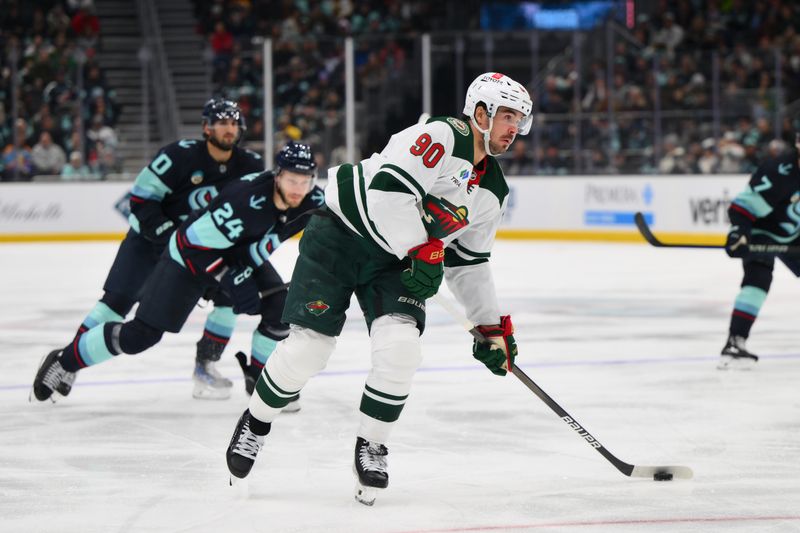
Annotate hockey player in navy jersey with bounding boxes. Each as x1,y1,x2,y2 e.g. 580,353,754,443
31,141,324,407
47,98,264,400
720,127,800,369
225,72,530,505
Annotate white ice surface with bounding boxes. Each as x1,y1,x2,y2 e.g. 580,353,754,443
2,240,800,533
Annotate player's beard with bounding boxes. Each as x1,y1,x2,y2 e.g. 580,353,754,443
275,183,303,209
488,139,509,155
208,132,236,151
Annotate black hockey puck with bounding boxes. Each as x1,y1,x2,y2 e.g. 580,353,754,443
653,472,673,481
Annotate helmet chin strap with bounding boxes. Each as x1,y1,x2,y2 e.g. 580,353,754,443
470,115,500,157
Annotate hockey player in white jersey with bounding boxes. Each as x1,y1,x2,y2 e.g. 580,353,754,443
226,72,531,505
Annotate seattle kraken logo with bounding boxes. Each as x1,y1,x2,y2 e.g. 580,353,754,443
779,201,800,238
188,185,219,210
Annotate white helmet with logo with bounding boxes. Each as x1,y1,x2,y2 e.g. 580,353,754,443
463,72,533,155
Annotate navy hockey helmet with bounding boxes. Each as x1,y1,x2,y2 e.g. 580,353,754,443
202,98,246,130
275,141,317,176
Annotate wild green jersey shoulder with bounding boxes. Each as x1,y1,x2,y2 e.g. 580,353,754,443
323,115,508,259
364,116,475,201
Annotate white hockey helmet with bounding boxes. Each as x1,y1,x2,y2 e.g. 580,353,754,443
463,72,533,135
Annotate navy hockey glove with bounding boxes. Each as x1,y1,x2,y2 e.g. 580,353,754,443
725,225,750,258
141,218,175,247
401,238,445,299
472,315,518,376
220,266,261,315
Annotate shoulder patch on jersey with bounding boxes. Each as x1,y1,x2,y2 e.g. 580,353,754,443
427,116,473,164
478,157,510,205
250,195,267,210
446,117,470,137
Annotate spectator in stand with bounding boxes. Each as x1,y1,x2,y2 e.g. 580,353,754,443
86,114,118,150
210,21,234,76
61,150,96,180
696,138,720,174
31,131,66,175
540,145,568,175
766,138,788,158
504,139,535,176
2,119,35,182
718,132,746,173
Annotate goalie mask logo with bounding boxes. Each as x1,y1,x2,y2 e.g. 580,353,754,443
305,300,330,316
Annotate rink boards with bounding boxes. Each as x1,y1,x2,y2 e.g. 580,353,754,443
0,175,746,242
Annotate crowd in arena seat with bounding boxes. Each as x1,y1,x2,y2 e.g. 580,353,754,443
537,0,800,175
190,0,799,176
191,0,452,170
0,0,121,181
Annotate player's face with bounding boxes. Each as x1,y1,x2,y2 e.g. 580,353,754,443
488,107,525,154
275,170,314,208
205,118,240,151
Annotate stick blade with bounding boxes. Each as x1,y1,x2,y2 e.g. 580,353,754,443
630,465,693,479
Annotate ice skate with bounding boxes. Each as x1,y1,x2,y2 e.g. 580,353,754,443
718,335,759,370
282,394,301,413
226,409,269,483
192,359,233,399
353,437,389,506
30,350,76,403
55,371,77,397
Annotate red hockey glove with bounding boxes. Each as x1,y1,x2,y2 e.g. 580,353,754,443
400,238,445,299
473,315,518,376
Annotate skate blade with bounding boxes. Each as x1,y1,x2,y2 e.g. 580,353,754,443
354,483,383,506
717,356,757,371
192,383,232,400
229,475,250,498
281,399,301,413
28,387,61,404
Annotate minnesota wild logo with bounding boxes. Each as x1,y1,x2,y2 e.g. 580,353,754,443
446,117,470,137
305,300,330,316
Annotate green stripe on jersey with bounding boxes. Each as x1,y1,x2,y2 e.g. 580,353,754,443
454,241,490,258
377,163,426,200
336,164,371,238
445,254,488,267
369,171,416,196
335,163,392,251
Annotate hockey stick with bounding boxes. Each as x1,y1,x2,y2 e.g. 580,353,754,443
259,282,290,299
432,293,693,481
634,212,800,254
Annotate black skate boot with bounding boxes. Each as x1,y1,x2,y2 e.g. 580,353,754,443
353,437,389,506
31,350,76,402
234,351,261,395
234,352,301,412
718,335,759,370
226,409,270,482
193,337,233,400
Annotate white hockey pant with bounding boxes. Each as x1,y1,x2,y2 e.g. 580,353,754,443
248,325,336,423
358,314,422,444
